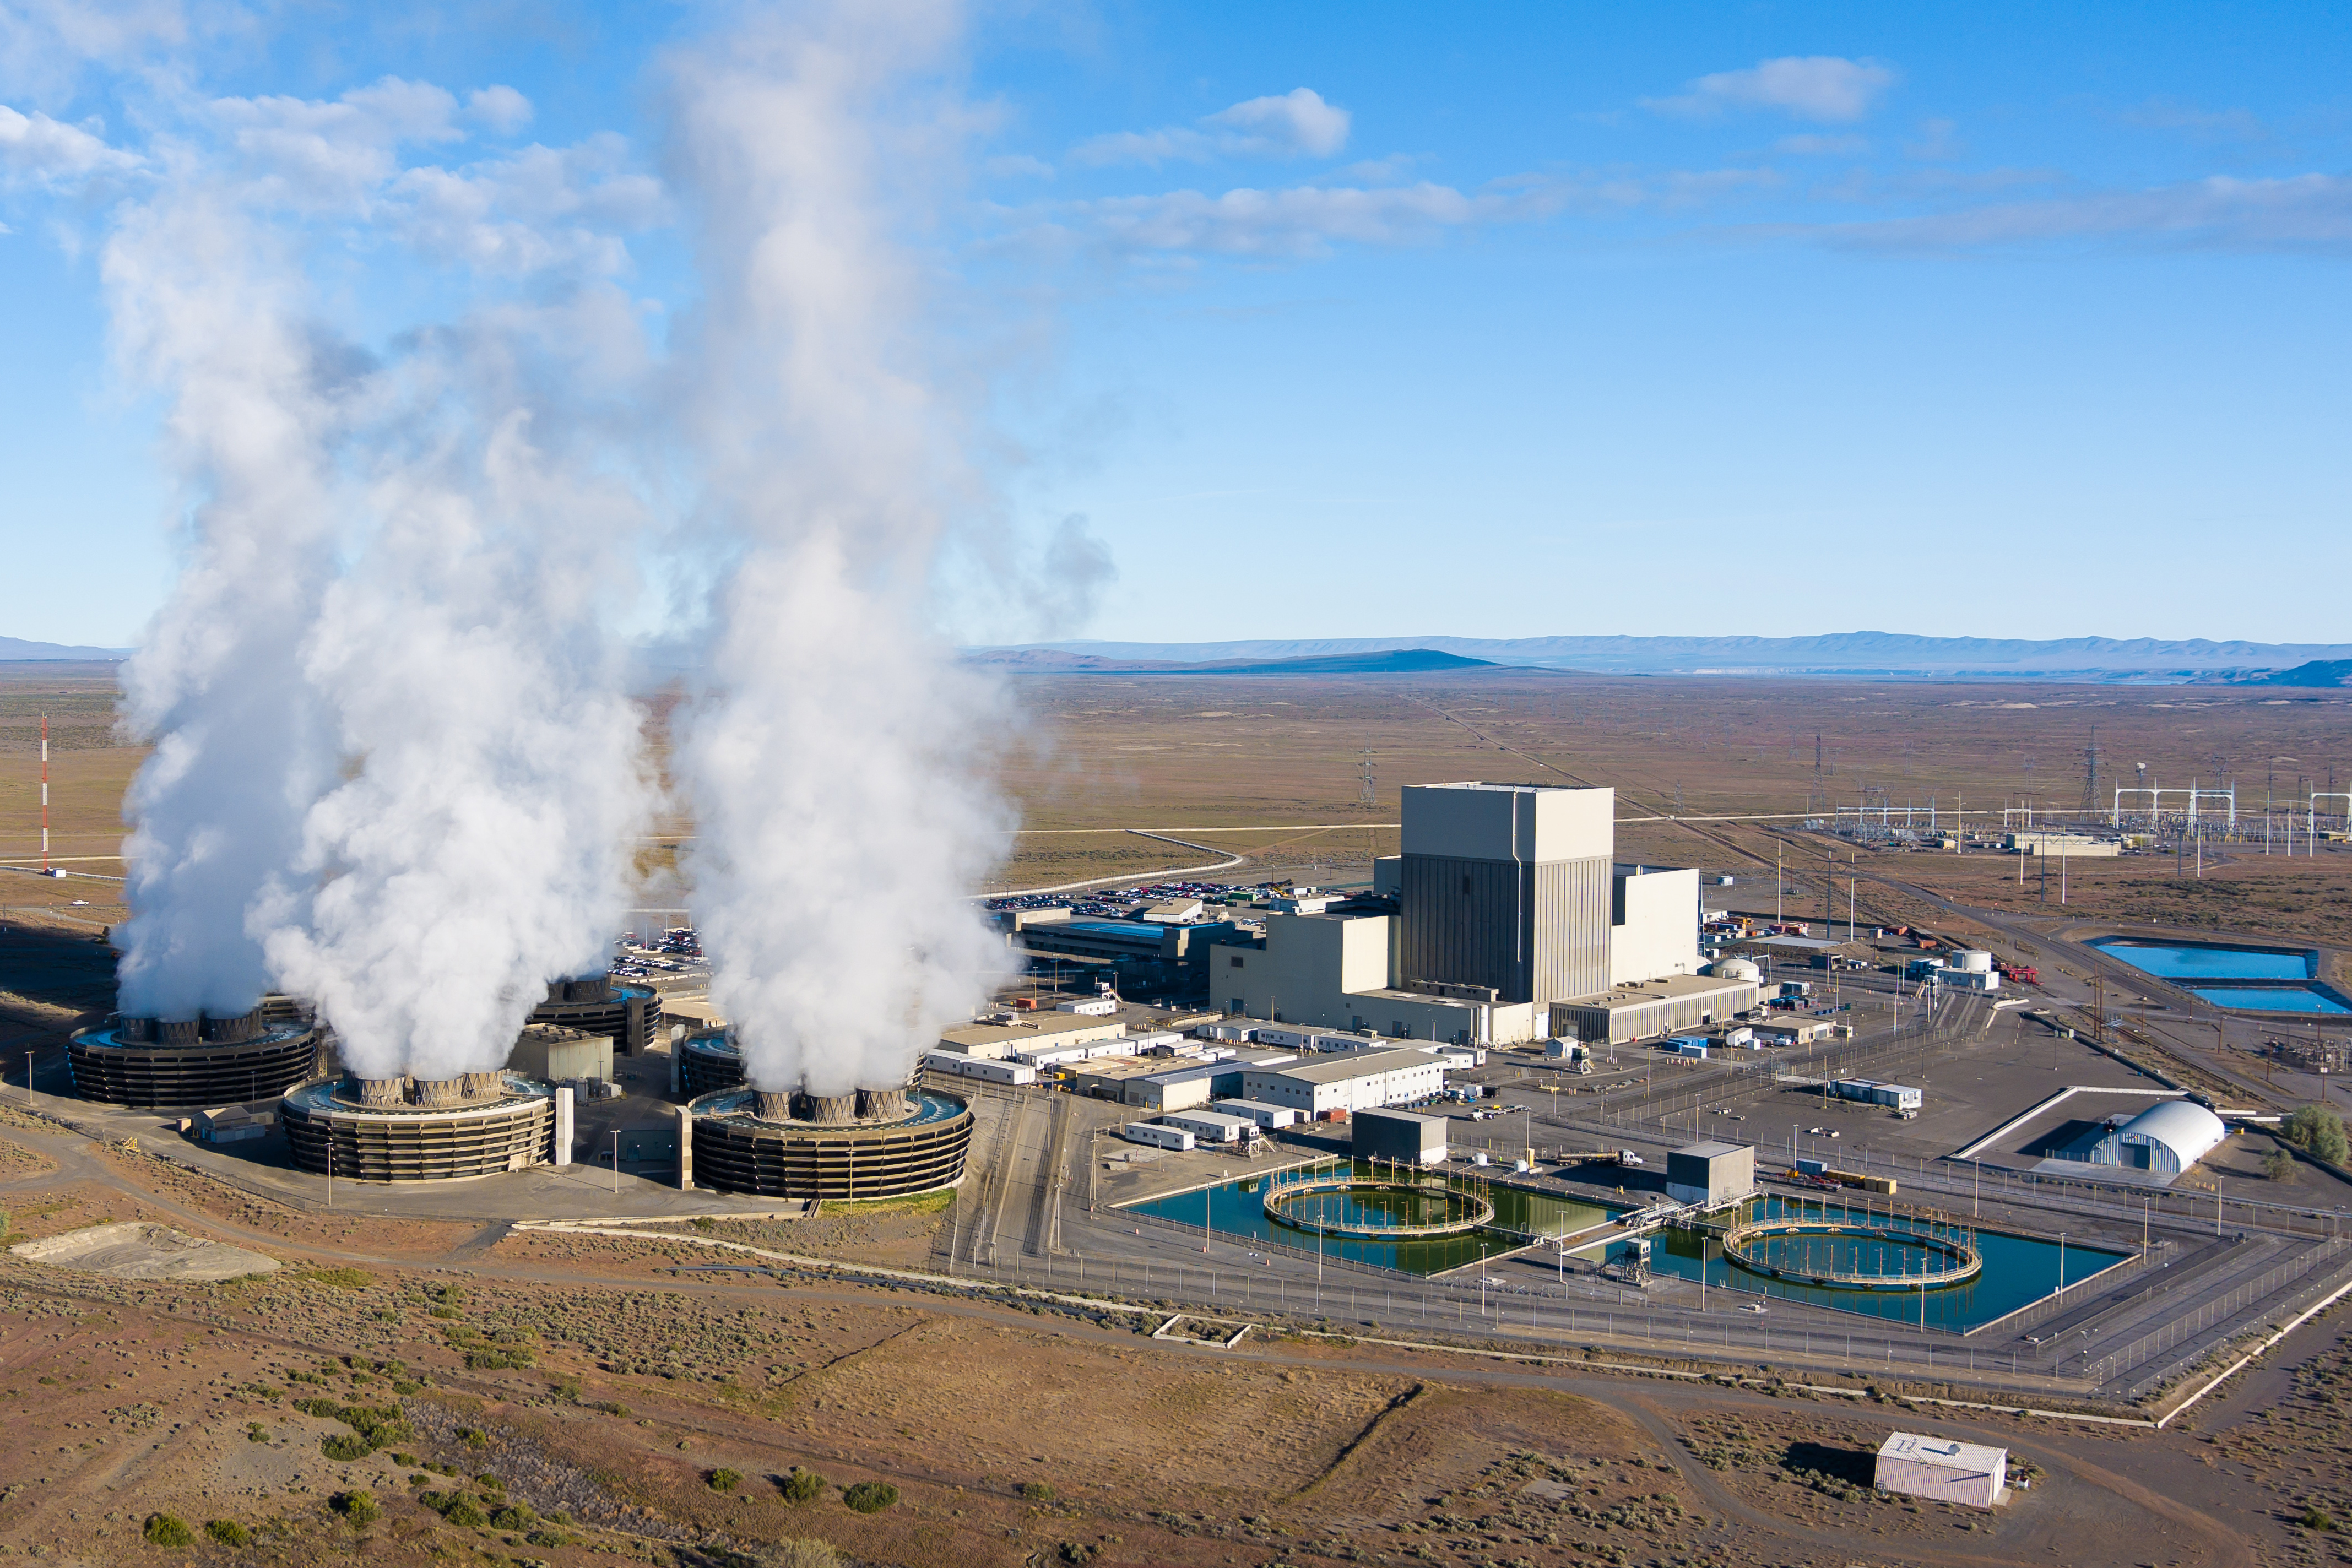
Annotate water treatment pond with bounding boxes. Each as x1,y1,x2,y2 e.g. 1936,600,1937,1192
1123,1159,1619,1276
2092,938,2349,1014
1630,1195,2129,1332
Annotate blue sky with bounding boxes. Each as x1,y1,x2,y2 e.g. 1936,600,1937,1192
3,1,2348,648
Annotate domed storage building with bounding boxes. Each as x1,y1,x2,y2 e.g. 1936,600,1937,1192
2093,1099,2228,1178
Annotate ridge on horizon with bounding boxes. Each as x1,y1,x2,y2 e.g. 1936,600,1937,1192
972,629,2352,679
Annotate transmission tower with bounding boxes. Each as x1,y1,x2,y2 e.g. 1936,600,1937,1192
1358,750,1376,809
2079,725,2099,816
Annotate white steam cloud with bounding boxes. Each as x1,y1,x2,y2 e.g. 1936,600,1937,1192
107,174,339,1022
88,79,658,1076
665,0,1020,1097
34,0,1051,1093
260,350,656,1082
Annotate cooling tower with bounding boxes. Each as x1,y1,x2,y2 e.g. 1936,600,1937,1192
686,1081,973,1200
279,1070,556,1181
527,974,663,1055
68,999,321,1108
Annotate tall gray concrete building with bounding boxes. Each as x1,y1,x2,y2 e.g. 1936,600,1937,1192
1396,782,1614,1006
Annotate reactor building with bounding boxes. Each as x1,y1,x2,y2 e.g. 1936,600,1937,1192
687,1081,974,1200
68,999,321,1108
1215,782,1754,1045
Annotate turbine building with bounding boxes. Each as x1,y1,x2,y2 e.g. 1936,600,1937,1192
1218,782,1749,1044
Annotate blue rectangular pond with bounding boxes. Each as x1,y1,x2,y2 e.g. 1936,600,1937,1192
2185,986,2350,1014
2092,938,2349,1013
2093,939,2313,980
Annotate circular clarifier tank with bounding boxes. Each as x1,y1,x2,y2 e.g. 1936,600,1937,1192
686,1085,974,1200
279,1071,555,1182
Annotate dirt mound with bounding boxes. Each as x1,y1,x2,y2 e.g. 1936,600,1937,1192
10,1219,279,1281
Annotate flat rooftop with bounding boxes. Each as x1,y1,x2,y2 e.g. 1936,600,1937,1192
1254,1048,1445,1084
941,1013,1128,1051
1558,973,1757,1010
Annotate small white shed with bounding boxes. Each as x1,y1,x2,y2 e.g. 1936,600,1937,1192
1874,1432,2008,1507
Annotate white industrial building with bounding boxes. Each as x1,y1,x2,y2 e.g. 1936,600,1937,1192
1218,783,1706,1046
1240,1048,1447,1116
1874,1433,2009,1508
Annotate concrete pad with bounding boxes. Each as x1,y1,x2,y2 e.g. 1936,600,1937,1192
10,1220,279,1282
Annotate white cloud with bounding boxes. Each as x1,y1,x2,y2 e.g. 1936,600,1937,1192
1646,56,1896,123
0,0,189,98
1905,117,1963,160
1032,160,1785,259
209,77,463,208
1050,173,1587,259
1070,86,1350,168
1774,133,1869,157
1818,173,2352,253
1202,87,1350,157
464,85,533,135
984,151,1055,180
0,101,141,184
388,135,664,276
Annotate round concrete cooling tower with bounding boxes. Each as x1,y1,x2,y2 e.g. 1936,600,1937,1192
68,1003,321,1108
686,1084,973,1200
528,975,663,1055
678,1030,747,1098
279,1071,555,1181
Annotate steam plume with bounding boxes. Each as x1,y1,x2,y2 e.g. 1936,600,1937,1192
666,0,1018,1096
259,348,657,1082
91,84,658,1078
107,173,339,1022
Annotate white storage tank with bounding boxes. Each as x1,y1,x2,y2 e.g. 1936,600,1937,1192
1953,950,1995,973
1711,958,1762,983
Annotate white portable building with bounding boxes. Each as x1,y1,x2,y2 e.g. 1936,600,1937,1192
1122,1122,1195,1151
1160,1109,1254,1145
1211,1098,1298,1130
923,1052,1039,1086
1874,1433,2008,1508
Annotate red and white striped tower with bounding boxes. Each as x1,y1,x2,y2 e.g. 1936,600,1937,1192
39,713,50,872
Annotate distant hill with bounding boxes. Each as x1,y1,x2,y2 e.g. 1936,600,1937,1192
965,647,1498,677
970,631,2352,682
2245,659,2352,688
0,636,129,661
